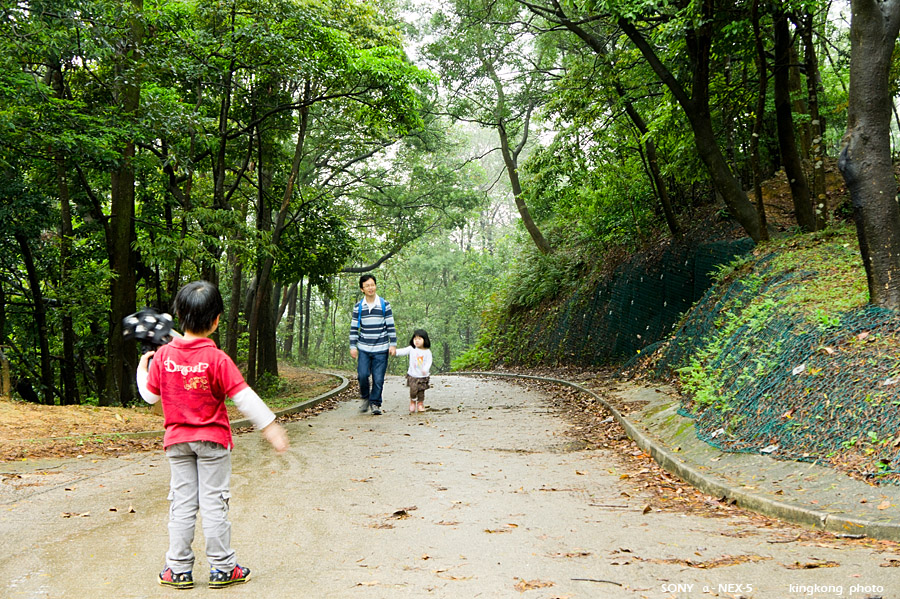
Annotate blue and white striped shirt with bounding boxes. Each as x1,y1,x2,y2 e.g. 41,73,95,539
349,296,397,354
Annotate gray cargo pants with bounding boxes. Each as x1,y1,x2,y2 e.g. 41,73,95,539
165,441,236,573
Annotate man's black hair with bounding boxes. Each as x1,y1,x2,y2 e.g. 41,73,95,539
173,280,223,334
409,328,431,349
359,274,376,288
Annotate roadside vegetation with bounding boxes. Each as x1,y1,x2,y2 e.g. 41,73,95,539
4,0,900,489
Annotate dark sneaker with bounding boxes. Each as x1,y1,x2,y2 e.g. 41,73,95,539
371,407,382,415
359,399,371,413
159,567,193,589
209,564,250,588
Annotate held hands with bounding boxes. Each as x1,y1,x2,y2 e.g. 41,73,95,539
262,422,290,454
389,346,396,356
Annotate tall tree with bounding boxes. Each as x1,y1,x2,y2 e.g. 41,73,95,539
838,0,900,309
103,0,143,405
773,9,816,231
516,0,766,240
428,0,554,254
516,2,680,238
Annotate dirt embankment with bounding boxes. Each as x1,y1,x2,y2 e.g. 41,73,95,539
0,366,340,462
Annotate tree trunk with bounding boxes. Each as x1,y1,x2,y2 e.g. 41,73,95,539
295,278,304,358
0,283,6,348
774,11,817,232
749,0,770,242
57,158,80,405
314,289,329,357
479,47,552,255
303,280,312,360
496,122,552,254
103,0,142,406
281,282,298,359
800,11,828,229
49,63,80,405
838,0,900,310
225,253,243,361
258,279,279,378
788,40,812,158
274,281,288,328
247,84,310,384
618,17,764,241
16,234,54,405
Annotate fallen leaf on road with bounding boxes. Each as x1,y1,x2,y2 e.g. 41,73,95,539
547,551,591,558
514,579,554,592
878,500,891,510
880,559,900,567
61,511,90,518
635,554,769,569
785,560,840,569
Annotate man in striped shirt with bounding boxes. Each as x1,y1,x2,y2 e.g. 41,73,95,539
349,274,397,415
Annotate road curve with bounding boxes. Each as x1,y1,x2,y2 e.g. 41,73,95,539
1,375,895,598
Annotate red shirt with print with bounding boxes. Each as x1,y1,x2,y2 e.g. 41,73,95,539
146,337,248,449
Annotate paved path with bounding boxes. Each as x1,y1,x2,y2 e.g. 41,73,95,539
1,376,896,598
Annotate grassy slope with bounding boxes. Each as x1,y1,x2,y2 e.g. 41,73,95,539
653,224,900,484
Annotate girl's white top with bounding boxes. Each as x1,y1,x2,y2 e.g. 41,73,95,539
395,346,433,378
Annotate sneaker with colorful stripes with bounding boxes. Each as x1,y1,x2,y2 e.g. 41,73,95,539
209,564,251,588
158,567,193,589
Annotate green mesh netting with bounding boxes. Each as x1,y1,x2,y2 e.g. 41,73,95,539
509,238,754,365
649,260,900,482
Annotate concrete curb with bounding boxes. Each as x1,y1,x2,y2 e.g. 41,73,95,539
454,371,900,542
29,372,350,442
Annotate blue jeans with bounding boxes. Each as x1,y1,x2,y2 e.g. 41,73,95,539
357,350,388,407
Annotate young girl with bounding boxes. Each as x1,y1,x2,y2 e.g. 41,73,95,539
395,329,433,413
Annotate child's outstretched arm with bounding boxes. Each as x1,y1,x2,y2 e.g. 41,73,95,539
231,387,290,453
136,351,161,405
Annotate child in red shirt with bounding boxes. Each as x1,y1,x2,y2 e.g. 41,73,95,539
136,281,288,589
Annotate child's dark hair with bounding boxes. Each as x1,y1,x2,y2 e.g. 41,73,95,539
409,328,431,349
359,274,376,288
173,281,224,334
